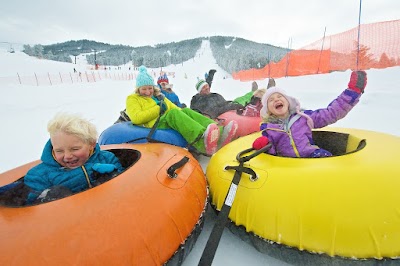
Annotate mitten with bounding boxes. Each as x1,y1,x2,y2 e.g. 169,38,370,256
152,96,161,105
156,93,165,101
252,136,269,150
348,70,367,94
92,163,117,174
152,97,160,105
160,102,167,114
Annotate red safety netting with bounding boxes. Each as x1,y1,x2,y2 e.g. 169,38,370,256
233,19,400,81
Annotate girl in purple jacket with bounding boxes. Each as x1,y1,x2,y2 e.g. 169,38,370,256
252,71,367,158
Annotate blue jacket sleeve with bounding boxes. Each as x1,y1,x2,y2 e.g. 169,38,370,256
24,165,52,195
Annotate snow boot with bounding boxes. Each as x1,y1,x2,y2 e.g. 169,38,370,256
114,109,130,124
219,120,238,148
206,69,217,88
267,78,276,89
204,123,220,156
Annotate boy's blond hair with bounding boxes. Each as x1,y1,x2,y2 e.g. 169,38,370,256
47,113,98,144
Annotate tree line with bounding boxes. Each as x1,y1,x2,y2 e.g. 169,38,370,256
22,37,290,73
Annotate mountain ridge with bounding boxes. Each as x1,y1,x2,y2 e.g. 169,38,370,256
22,36,290,74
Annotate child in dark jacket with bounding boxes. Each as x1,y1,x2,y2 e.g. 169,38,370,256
252,70,367,158
24,113,124,203
190,79,243,119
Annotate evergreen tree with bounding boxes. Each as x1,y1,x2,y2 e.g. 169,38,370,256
350,42,375,70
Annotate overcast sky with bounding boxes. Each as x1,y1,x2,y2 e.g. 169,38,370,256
1,0,399,49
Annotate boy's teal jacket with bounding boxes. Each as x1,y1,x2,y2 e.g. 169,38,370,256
24,140,123,199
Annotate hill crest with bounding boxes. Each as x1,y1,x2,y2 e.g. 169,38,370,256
22,37,290,73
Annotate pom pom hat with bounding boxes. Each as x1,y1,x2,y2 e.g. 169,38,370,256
260,87,299,117
136,66,155,89
260,86,314,128
195,79,208,92
157,73,169,85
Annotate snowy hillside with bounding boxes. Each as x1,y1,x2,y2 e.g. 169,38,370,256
1,40,400,266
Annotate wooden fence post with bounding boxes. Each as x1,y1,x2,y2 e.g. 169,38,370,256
34,73,39,86
48,73,52,85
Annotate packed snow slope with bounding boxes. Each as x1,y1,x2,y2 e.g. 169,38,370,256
1,40,400,266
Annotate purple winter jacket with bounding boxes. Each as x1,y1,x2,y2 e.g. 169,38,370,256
260,89,361,157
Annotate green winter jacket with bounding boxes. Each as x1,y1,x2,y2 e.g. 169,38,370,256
233,91,253,106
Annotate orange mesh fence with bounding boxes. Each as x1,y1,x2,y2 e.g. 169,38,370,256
233,19,400,81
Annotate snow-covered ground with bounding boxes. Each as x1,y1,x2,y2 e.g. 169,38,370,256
1,41,399,265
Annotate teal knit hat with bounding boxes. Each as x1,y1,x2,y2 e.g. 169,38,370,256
136,65,155,88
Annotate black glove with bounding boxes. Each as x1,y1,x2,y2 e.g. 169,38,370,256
348,70,367,94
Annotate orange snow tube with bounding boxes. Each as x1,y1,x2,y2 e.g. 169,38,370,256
0,143,207,265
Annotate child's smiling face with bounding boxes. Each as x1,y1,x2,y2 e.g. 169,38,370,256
267,92,290,119
138,85,154,97
51,132,95,169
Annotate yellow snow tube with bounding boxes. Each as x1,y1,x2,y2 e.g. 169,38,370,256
206,127,400,260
